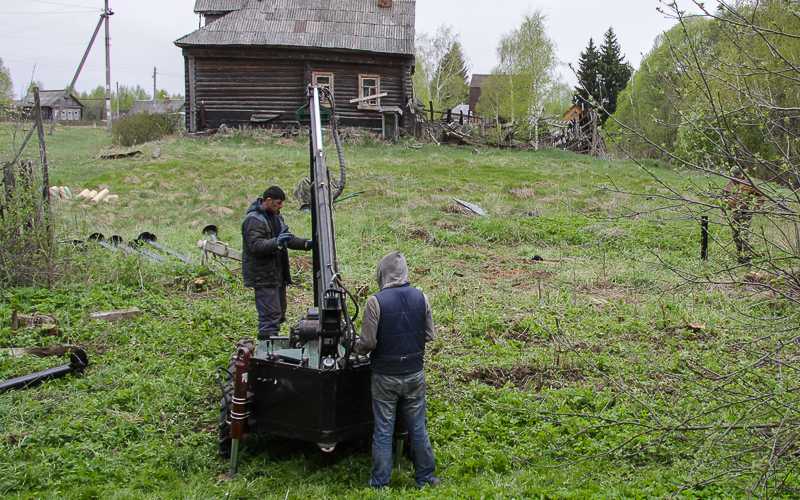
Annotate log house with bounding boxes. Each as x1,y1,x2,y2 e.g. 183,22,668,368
175,0,416,132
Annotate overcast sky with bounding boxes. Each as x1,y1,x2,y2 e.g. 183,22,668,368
0,0,694,100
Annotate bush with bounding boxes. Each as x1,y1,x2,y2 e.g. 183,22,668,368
111,111,182,147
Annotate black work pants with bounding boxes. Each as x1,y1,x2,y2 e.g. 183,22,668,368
254,286,286,338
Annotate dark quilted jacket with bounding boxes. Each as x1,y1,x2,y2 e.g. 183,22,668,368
241,199,309,288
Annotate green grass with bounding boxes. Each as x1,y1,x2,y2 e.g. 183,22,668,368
0,123,796,499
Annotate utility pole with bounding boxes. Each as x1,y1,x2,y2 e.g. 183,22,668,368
48,13,106,135
104,0,113,137
153,67,157,106
116,82,119,118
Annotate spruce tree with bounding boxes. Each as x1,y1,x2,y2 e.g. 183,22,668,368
598,27,632,123
575,28,632,125
574,37,601,113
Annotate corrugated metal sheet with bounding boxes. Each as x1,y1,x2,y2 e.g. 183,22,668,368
177,0,414,55
194,0,246,14
129,99,186,114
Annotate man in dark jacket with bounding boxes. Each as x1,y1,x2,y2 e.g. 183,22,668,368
355,251,440,490
242,186,312,346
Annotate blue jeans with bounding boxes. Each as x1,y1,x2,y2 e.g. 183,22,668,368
370,370,436,488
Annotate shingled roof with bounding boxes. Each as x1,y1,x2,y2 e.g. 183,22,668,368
175,0,415,55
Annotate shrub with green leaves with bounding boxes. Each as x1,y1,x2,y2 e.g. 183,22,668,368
111,111,183,147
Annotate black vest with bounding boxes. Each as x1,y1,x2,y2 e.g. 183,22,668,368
370,284,427,375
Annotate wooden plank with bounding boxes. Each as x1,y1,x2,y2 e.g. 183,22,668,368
197,239,243,261
188,55,197,132
90,307,141,322
3,346,79,358
349,92,388,103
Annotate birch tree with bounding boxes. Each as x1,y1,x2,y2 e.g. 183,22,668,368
0,57,13,116
414,25,470,111
480,9,560,146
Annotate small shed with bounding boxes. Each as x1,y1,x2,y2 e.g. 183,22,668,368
175,0,416,132
559,104,583,123
16,90,85,121
128,99,186,115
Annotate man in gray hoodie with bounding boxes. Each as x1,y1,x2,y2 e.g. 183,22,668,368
355,251,440,489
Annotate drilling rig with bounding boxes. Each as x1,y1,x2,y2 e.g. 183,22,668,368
218,86,372,476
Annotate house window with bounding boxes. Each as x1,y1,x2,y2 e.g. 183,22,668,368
313,72,334,102
358,74,380,109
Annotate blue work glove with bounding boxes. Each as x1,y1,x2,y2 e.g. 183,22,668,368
276,226,293,247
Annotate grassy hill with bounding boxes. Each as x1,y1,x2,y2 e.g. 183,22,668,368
0,124,795,499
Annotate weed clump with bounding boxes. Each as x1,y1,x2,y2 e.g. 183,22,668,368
112,111,182,147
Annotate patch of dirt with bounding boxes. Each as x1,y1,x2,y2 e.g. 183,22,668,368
407,226,432,242
481,261,552,283
294,254,313,271
461,364,584,390
516,208,540,217
509,187,538,199
208,206,234,216
157,182,175,190
584,282,642,304
124,175,140,184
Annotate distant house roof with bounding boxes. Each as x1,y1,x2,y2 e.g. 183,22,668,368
129,99,186,114
470,74,491,89
559,104,583,122
452,103,470,115
16,90,85,109
194,0,246,14
175,0,415,55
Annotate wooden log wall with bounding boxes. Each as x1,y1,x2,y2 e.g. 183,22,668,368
182,46,415,131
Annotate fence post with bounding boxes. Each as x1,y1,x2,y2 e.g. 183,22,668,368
429,101,434,121
33,88,53,232
701,216,709,260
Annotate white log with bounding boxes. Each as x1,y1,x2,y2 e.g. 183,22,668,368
75,188,90,201
49,187,59,197
103,194,119,203
91,188,110,203
57,186,68,198
87,190,98,200
62,186,72,199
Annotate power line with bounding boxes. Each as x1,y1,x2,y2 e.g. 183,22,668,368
26,0,99,9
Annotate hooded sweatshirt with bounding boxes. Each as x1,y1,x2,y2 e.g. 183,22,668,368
355,251,434,370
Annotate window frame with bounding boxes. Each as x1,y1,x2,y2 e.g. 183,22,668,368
358,74,381,110
312,72,334,103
